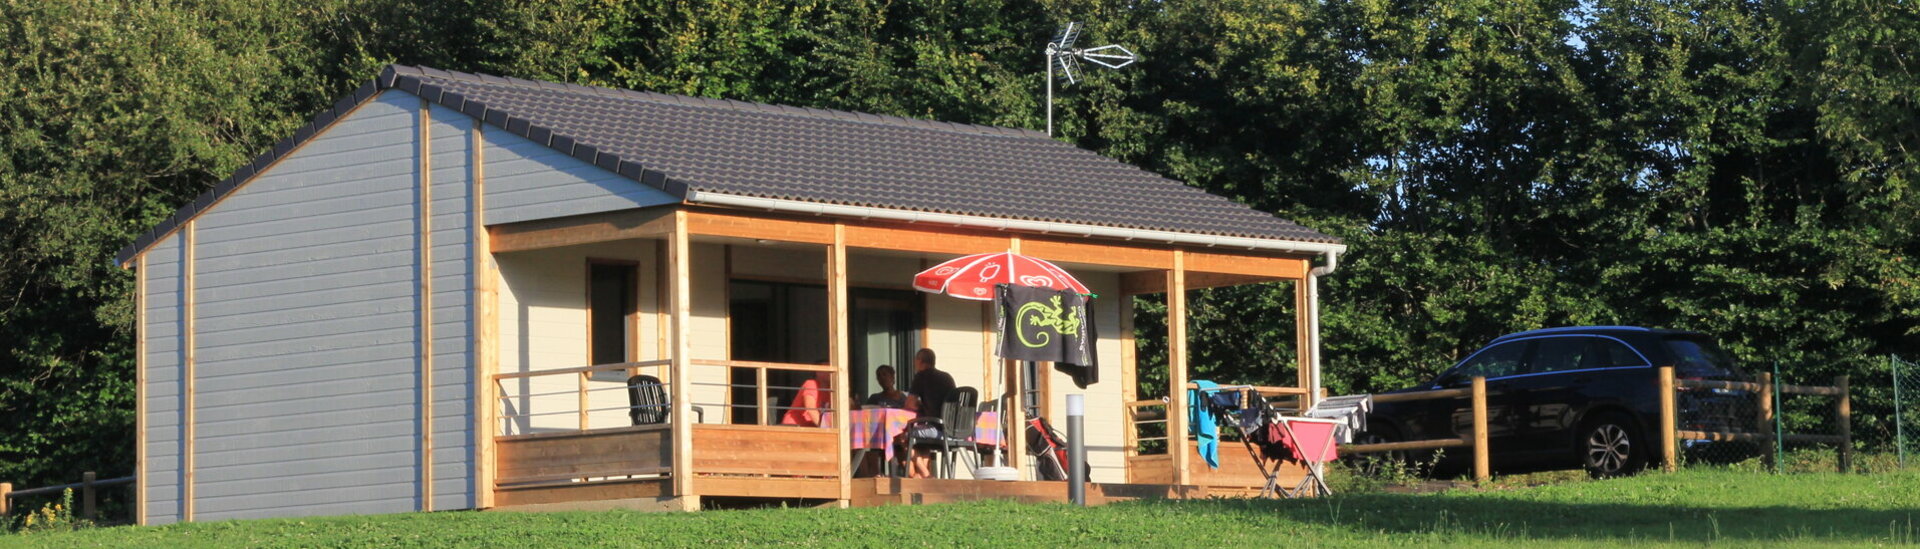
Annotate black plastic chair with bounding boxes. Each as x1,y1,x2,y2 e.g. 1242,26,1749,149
627,374,702,425
903,387,980,478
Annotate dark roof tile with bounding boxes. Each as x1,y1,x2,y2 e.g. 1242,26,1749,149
116,64,1336,266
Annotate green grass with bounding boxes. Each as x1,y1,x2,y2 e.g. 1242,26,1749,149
6,469,1918,548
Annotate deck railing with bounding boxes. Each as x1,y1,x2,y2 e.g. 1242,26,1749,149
1126,385,1312,455
687,359,837,427
493,359,673,436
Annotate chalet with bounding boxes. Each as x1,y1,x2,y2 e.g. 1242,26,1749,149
116,65,1345,523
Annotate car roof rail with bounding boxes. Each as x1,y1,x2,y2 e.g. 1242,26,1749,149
1492,325,1654,342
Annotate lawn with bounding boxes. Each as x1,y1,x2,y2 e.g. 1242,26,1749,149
6,469,1916,548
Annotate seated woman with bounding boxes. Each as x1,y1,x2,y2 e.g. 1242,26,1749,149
864,364,908,409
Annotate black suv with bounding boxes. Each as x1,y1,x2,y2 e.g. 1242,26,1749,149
1362,326,1751,478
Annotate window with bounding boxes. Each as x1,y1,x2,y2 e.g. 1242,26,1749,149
1531,337,1589,374
1589,338,1647,368
588,261,638,366
1446,340,1530,383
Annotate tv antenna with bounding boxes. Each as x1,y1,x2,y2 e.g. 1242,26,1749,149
1044,22,1137,136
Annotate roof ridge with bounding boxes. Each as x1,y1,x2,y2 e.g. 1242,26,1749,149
397,65,1054,140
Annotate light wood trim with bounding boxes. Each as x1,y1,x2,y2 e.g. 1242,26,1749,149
473,121,498,508
493,360,674,380
756,367,770,425
489,208,675,253
688,359,835,373
699,477,839,499
1345,438,1471,453
1470,376,1489,481
1368,388,1471,403
829,222,851,502
1022,238,1170,270
1166,252,1189,486
1005,237,1025,476
685,209,834,244
1294,279,1313,410
1184,252,1307,279
1119,295,1137,459
1119,270,1281,295
844,223,1009,255
182,220,196,522
417,98,435,511
135,255,147,524
1657,366,1677,472
578,372,589,430
667,210,694,498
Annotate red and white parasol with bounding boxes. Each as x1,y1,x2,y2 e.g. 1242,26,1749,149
912,251,1090,301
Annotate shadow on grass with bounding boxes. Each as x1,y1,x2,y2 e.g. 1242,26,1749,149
1105,492,1919,544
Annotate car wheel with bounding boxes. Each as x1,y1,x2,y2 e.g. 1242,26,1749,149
1580,413,1647,478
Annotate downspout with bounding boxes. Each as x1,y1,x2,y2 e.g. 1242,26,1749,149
1306,250,1339,406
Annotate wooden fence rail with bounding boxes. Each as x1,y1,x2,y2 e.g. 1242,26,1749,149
1,472,134,522
1659,367,1852,473
1341,376,1491,482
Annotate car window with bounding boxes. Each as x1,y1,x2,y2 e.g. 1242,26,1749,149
1589,338,1647,367
1531,337,1589,373
1665,337,1740,378
1449,341,1530,381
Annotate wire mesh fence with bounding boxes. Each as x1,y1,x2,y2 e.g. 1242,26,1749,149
1670,365,1853,473
1894,355,1919,470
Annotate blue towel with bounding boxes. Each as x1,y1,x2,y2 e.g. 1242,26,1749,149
1188,380,1220,469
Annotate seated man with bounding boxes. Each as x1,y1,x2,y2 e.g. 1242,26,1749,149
902,348,954,478
864,364,908,408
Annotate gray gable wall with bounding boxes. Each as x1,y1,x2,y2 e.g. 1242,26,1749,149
141,237,184,525
138,85,680,521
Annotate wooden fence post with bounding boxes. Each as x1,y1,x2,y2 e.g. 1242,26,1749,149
1836,375,1852,474
1471,376,1489,482
1,482,11,517
1757,372,1775,471
1658,366,1677,472
81,472,96,520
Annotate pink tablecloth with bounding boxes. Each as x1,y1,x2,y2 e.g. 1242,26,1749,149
973,411,1004,447
849,407,916,461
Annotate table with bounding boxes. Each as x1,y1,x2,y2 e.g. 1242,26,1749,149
849,407,917,463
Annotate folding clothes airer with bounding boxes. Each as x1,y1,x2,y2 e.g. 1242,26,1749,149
1194,385,1344,498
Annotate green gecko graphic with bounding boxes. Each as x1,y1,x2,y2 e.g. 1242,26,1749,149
1015,295,1084,348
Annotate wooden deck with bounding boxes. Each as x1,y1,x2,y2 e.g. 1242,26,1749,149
849,478,1213,507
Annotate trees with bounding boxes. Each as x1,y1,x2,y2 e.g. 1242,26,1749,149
0,0,1914,487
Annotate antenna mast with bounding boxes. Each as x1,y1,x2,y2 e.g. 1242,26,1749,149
1044,22,1138,136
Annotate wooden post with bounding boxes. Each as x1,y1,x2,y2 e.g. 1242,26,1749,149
182,220,197,522
1294,279,1313,411
1836,375,1852,474
1471,377,1489,482
1,483,11,517
1757,372,1774,471
756,367,770,426
578,372,589,430
1005,238,1025,478
470,122,498,509
81,472,96,521
667,210,695,504
417,98,435,512
135,255,147,524
828,223,851,504
1657,366,1677,472
1167,251,1191,486
1119,296,1138,459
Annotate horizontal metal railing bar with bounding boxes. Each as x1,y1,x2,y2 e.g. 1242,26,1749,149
7,476,135,499
1181,384,1310,396
493,360,671,381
